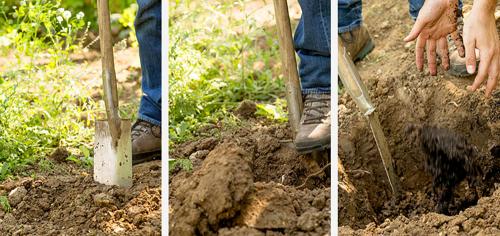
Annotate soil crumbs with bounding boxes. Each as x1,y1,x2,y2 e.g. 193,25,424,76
0,161,161,235
339,0,499,235
169,116,331,235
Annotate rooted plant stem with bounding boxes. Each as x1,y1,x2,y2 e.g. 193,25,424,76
297,162,331,190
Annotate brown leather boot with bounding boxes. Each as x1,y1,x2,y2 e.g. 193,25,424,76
447,17,479,77
294,93,331,154
132,120,161,165
339,25,374,61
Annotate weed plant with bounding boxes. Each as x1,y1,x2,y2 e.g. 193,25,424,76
169,0,287,144
0,0,104,180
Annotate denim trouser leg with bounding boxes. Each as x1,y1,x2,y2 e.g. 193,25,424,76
135,0,162,126
294,0,331,94
338,0,362,33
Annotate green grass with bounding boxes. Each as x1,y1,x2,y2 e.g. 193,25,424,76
0,0,137,181
169,0,287,144
0,195,11,212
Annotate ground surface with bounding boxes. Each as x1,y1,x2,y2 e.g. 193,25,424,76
0,161,161,235
0,48,161,235
339,0,499,234
169,111,331,236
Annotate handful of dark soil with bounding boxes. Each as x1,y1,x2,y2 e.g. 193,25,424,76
405,124,483,215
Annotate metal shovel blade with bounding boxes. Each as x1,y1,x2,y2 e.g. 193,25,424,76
94,119,132,187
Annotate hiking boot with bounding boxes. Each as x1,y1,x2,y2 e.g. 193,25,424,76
340,25,375,61
294,93,331,153
447,42,480,77
132,119,161,165
447,17,479,77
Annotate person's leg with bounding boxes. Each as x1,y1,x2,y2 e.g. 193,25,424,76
132,0,161,164
338,0,374,61
136,0,161,126
294,0,331,94
339,0,363,34
293,0,331,153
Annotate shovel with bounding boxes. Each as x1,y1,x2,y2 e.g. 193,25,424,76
338,40,401,196
272,0,303,134
93,0,132,187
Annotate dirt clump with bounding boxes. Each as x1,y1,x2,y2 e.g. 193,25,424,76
234,100,258,118
49,147,70,163
169,142,253,235
170,119,331,235
340,187,500,235
0,161,161,235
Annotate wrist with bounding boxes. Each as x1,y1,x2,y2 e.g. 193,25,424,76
473,0,496,14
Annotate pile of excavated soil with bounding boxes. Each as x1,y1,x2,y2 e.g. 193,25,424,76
338,0,499,233
169,118,331,235
0,161,161,235
340,187,500,235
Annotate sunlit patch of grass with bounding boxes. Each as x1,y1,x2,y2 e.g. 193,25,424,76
169,0,286,144
0,0,106,180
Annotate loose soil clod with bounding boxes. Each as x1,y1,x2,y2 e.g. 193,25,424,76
170,118,331,235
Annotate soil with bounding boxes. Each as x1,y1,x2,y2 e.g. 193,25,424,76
169,116,331,235
0,161,161,235
338,0,500,234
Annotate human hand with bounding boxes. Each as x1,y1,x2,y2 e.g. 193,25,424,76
404,0,464,75
463,0,499,97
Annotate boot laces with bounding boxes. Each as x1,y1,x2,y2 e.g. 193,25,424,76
131,120,152,139
303,95,329,125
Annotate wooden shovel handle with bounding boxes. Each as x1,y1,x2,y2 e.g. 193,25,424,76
97,0,121,140
273,0,303,136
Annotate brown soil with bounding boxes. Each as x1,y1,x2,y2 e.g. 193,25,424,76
338,0,499,234
0,161,161,235
169,117,331,235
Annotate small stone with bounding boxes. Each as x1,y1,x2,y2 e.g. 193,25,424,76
189,150,210,160
93,193,115,207
8,186,27,207
381,21,390,29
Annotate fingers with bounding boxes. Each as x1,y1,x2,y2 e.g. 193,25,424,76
485,56,499,97
438,37,449,70
464,39,477,74
416,36,426,71
450,30,465,57
427,39,437,75
405,19,426,42
469,49,493,92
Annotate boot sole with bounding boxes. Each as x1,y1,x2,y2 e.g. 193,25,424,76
447,60,479,78
133,151,161,165
353,39,375,62
296,143,331,154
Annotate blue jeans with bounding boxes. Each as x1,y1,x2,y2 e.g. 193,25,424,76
294,0,331,94
339,0,463,33
135,0,161,126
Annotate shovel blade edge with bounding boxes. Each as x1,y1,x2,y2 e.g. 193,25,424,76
94,120,132,187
